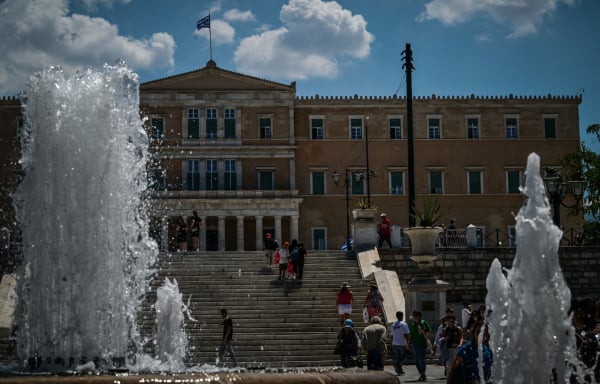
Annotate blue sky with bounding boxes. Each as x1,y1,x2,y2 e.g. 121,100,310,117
1,0,598,153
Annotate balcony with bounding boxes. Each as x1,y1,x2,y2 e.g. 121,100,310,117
147,188,299,200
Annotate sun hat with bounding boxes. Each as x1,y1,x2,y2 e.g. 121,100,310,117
380,213,387,216
341,282,351,288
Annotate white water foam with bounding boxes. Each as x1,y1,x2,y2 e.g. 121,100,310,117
14,62,158,369
485,152,587,383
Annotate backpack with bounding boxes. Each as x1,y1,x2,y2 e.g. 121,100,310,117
290,248,299,263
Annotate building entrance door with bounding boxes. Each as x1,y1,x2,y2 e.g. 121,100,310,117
206,229,218,251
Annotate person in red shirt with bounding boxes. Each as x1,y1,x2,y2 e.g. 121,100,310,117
336,282,354,326
377,213,392,248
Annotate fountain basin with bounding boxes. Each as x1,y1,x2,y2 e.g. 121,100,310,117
0,371,398,384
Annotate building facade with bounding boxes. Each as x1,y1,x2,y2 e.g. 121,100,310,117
0,61,583,253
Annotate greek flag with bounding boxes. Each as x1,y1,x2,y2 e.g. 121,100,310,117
196,15,210,30
341,238,354,251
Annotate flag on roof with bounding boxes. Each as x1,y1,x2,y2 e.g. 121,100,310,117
196,15,210,30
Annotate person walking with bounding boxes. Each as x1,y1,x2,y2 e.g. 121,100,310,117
336,319,360,368
362,316,387,371
190,210,203,251
295,242,307,281
441,314,463,377
446,320,492,384
364,281,384,321
277,241,289,280
409,311,431,381
263,233,277,268
175,216,187,252
377,213,392,248
390,310,410,376
217,308,238,367
336,282,354,326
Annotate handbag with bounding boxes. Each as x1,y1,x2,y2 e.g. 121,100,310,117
362,307,370,323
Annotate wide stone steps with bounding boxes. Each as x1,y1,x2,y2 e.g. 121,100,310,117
138,250,373,368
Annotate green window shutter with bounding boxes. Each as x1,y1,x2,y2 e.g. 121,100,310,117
188,119,199,139
312,172,325,195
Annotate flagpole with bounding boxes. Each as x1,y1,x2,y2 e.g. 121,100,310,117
208,10,213,61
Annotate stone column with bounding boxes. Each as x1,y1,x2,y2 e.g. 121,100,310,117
255,215,264,250
291,214,299,242
236,215,245,251
200,215,207,252
218,216,226,252
275,215,283,243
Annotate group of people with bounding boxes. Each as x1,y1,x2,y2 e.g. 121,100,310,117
433,304,492,383
217,295,599,381
334,290,492,383
263,235,307,281
175,210,204,252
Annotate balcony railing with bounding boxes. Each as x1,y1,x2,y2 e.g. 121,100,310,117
147,188,299,199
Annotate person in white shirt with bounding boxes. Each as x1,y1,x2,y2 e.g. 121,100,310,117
461,302,472,328
390,310,411,376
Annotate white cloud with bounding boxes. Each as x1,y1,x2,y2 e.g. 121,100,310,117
196,19,235,45
417,0,576,38
224,8,256,22
79,0,131,11
0,0,175,95
233,0,373,81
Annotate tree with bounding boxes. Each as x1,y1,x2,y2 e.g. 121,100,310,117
559,124,600,221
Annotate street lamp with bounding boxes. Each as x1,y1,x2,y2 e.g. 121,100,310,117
542,168,586,227
332,170,353,256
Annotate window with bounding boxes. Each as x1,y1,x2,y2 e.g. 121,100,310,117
259,117,272,139
428,117,441,139
206,108,217,139
224,108,236,138
389,117,402,139
350,118,363,140
390,171,404,195
351,173,364,194
505,117,518,139
468,170,483,194
188,108,200,139
311,118,324,140
467,117,479,139
506,170,522,194
206,159,218,191
429,171,443,194
151,117,164,139
148,169,166,190
544,116,556,139
312,228,326,250
224,159,236,190
311,171,325,195
259,170,274,190
187,160,200,190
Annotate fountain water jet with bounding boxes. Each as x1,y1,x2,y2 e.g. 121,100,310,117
13,62,158,370
485,152,595,383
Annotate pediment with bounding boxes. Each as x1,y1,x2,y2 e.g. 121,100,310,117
140,60,295,93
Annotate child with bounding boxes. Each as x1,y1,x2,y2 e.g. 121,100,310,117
286,255,295,279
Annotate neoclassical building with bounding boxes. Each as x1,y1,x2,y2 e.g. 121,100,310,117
0,60,583,252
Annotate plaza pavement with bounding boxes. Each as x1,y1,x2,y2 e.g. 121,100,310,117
382,363,447,383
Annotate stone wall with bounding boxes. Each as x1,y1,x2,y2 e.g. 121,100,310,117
380,247,600,304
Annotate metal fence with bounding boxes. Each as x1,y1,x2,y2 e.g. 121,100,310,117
400,227,600,249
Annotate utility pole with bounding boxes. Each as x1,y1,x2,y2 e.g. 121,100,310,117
402,43,416,227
